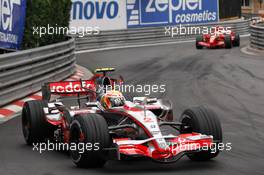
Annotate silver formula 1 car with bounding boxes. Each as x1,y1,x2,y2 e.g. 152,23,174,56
22,68,222,168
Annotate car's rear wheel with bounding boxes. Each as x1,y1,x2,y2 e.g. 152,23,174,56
22,100,54,145
233,33,240,47
179,106,222,161
196,35,203,49
224,35,232,49
70,114,111,168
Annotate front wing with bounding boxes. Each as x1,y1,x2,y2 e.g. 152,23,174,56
113,133,213,160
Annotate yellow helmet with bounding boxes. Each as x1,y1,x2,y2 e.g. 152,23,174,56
100,91,125,109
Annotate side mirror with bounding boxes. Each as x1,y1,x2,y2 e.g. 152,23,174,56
85,102,99,108
41,84,51,101
147,98,158,104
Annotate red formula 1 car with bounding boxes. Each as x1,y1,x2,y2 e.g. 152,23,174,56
196,26,240,49
22,68,222,168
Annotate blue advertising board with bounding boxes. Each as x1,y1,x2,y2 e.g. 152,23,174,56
127,0,219,28
0,0,26,50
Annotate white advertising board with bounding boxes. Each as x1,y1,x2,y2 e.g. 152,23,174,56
70,0,127,31
70,0,220,31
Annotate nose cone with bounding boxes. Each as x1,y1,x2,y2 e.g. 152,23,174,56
210,37,215,43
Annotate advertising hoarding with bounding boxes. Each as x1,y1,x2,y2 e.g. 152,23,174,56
70,0,127,31
127,0,219,28
70,0,219,31
0,0,26,50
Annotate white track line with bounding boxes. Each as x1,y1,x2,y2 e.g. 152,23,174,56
241,47,257,56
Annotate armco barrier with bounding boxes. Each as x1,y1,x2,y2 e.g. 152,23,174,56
250,23,264,50
0,38,76,107
75,19,250,51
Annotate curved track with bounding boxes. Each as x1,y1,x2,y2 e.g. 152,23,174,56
1,38,264,175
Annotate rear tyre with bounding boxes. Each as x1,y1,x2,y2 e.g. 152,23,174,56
179,106,222,161
224,35,232,49
196,35,203,49
233,33,240,47
70,114,111,168
22,100,54,145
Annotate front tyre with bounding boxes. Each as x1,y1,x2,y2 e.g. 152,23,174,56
179,106,222,161
224,35,232,49
196,35,203,49
233,33,240,47
70,114,111,168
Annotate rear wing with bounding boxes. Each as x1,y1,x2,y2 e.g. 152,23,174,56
42,80,96,101
94,67,115,76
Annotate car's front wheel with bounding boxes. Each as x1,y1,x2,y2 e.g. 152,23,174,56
224,35,232,49
70,114,112,168
196,35,203,49
179,106,222,161
233,33,240,47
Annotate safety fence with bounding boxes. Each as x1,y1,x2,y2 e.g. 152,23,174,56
75,19,250,51
250,23,264,50
0,38,76,107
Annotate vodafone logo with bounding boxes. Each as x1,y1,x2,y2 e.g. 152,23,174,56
50,81,94,93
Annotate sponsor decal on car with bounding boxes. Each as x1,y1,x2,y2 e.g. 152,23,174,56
49,80,95,93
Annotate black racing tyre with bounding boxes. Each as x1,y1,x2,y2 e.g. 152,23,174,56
224,35,232,49
179,106,222,161
70,114,111,168
22,100,54,145
233,33,240,47
196,35,203,49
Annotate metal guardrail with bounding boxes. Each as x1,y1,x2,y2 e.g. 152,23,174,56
250,23,264,50
0,38,76,107
75,19,250,51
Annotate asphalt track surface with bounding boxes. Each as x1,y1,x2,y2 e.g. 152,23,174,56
1,38,264,175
